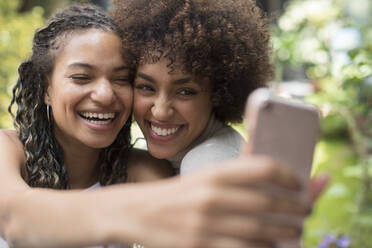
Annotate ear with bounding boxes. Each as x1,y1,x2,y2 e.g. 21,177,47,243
44,84,51,105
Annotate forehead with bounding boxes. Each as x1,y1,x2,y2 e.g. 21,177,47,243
138,58,188,75
54,29,124,66
137,58,211,91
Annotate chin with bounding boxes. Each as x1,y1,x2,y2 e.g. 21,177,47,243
85,139,115,149
148,148,176,160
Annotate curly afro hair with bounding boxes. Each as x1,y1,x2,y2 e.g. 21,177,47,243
112,0,273,123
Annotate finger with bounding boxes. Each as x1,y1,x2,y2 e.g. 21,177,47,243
310,174,330,203
211,156,302,191
198,186,308,217
206,237,275,248
206,215,301,242
240,139,250,156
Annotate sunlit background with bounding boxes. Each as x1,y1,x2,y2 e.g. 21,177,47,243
1,0,371,247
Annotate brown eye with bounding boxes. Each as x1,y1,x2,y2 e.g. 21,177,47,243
178,88,197,96
135,84,155,92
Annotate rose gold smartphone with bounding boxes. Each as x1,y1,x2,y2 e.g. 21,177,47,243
245,88,320,248
246,87,320,188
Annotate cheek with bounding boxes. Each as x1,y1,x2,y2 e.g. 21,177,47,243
50,86,75,110
133,95,152,120
184,98,213,122
120,88,134,108
184,101,213,136
174,103,208,131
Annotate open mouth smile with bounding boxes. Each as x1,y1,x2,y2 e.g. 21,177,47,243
147,121,184,138
79,112,117,125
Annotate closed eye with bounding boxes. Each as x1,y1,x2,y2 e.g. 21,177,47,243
113,77,131,85
69,74,91,83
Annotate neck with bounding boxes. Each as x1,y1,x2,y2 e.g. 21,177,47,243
64,146,100,189
54,130,101,189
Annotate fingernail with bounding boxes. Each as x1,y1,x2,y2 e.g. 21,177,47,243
306,207,313,216
297,227,303,236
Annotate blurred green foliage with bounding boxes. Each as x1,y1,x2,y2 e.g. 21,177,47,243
273,0,372,247
0,0,44,128
305,140,358,246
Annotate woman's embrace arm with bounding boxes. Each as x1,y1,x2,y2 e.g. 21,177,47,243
0,130,29,240
0,129,309,248
0,130,109,247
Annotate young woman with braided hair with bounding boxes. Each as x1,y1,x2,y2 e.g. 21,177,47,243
10,4,134,190
0,3,325,248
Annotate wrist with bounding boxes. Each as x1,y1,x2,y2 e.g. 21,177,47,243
93,185,142,245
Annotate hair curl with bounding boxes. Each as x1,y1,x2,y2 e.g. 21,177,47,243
112,0,273,123
9,4,132,189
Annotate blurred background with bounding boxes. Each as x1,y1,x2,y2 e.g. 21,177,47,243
1,0,371,247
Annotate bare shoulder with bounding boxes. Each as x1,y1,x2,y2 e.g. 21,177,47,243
0,129,24,157
0,129,27,189
127,148,174,183
0,129,22,147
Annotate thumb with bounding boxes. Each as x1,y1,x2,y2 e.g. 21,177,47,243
310,174,330,204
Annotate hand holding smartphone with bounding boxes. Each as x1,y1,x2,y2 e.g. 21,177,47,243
243,88,320,247
245,87,320,190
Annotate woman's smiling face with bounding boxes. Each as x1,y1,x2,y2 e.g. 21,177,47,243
133,58,213,159
46,29,133,150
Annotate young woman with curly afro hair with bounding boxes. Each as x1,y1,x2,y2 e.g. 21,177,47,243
110,3,324,248
112,0,274,173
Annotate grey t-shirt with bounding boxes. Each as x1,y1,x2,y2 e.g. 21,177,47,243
0,238,7,248
168,114,244,175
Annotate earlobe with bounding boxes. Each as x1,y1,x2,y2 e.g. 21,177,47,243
44,87,52,123
44,81,51,105
44,93,50,105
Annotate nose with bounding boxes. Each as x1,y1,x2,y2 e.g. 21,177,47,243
91,79,115,106
151,95,174,121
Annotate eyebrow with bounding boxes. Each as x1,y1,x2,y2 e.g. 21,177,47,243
113,65,131,72
137,72,191,85
68,63,94,70
67,63,130,71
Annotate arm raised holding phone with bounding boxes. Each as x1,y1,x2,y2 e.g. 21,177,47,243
243,88,321,247
121,89,321,248
0,134,315,248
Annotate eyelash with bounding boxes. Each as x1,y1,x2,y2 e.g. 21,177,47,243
69,75,130,85
135,83,198,97
135,84,155,92
114,77,131,85
177,88,197,96
70,74,90,80
69,74,91,84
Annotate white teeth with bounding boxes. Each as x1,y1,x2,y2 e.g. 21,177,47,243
151,124,180,136
88,119,112,125
81,112,116,121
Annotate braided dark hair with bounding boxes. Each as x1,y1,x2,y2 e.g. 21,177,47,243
9,4,132,189
112,0,273,123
